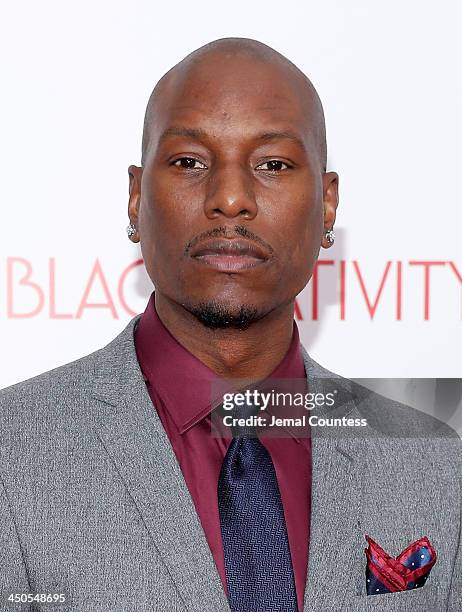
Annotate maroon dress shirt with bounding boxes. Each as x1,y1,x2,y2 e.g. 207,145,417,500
134,292,311,612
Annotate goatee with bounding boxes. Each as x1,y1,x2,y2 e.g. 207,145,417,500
185,300,263,330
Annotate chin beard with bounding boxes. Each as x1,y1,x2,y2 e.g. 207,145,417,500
184,299,263,330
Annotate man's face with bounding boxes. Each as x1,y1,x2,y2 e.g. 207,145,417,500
129,53,338,325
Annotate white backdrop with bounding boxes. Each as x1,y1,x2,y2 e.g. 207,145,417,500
1,1,461,389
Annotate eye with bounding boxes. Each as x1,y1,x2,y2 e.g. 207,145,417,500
256,160,291,172
172,157,207,170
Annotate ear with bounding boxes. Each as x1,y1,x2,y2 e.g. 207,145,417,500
321,171,339,249
127,165,143,243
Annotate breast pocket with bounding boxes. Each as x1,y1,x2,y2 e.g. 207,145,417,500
351,584,442,611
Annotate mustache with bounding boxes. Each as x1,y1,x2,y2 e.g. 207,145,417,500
184,226,274,257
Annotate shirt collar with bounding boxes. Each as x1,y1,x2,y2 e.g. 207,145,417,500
134,291,306,435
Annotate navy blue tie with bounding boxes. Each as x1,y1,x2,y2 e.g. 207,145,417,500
217,398,298,612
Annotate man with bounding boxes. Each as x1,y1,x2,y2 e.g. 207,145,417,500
0,37,460,612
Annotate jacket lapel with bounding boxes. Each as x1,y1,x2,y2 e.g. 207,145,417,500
301,347,366,610
91,315,230,612
303,430,365,610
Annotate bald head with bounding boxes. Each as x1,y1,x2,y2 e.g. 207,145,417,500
140,37,327,169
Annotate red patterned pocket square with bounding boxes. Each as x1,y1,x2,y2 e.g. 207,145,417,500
365,535,437,595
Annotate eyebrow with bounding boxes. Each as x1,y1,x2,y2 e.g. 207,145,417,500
255,130,306,151
158,126,208,144
158,126,306,151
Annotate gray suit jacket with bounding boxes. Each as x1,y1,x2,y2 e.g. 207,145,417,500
0,315,460,612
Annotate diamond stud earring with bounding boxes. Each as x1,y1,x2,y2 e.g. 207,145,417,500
126,223,137,238
325,229,335,244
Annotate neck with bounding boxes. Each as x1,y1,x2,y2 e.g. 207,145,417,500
154,292,296,380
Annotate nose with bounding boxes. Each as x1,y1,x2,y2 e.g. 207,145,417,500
203,162,258,220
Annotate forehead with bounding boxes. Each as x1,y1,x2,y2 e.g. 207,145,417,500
149,55,317,147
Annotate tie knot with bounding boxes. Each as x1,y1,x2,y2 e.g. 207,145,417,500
230,396,259,438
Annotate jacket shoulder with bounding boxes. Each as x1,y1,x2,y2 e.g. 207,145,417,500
0,346,102,425
0,316,140,426
301,345,461,442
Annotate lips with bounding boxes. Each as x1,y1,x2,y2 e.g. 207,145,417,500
190,239,270,272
